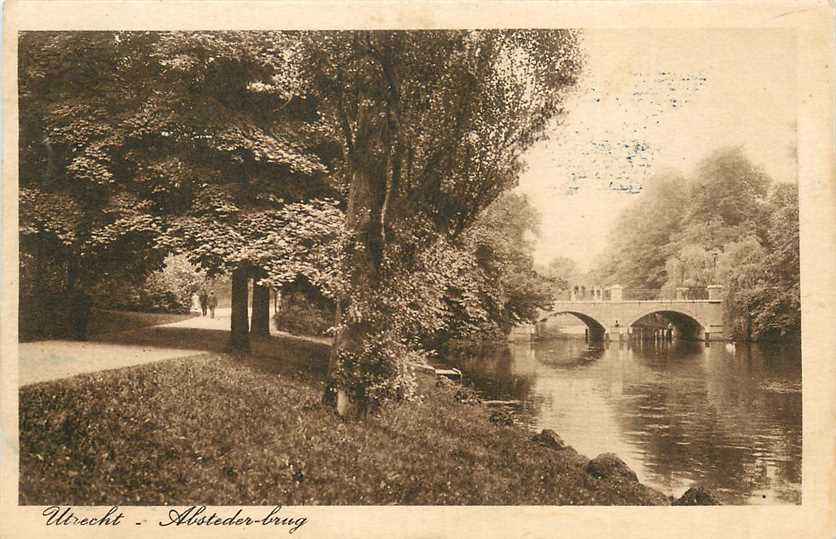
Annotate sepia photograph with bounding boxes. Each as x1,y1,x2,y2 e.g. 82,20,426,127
2,2,834,538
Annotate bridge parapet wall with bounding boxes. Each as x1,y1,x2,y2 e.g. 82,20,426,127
568,286,719,302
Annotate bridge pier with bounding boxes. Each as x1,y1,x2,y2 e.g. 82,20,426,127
589,325,605,341
604,321,626,341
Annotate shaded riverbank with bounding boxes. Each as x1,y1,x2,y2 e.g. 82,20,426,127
20,346,676,505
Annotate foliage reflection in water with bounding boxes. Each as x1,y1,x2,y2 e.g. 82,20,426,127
445,338,801,504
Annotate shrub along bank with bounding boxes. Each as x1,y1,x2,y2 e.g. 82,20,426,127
20,350,673,506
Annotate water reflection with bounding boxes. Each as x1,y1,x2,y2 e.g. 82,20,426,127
445,339,801,505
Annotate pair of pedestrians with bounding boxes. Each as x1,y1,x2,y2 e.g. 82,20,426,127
197,290,218,318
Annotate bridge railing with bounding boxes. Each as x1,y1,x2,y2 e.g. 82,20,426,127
622,288,666,300
623,287,709,300
564,287,713,302
686,287,709,300
553,289,573,301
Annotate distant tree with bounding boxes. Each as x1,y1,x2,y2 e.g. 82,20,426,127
427,193,554,342
724,183,800,339
593,172,689,288
717,237,768,339
677,147,771,248
89,254,206,313
544,256,579,291
467,193,553,331
763,183,800,286
661,244,715,290
676,153,797,337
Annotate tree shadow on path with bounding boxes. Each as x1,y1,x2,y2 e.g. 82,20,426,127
94,325,332,380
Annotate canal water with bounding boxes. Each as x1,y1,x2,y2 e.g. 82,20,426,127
445,338,802,505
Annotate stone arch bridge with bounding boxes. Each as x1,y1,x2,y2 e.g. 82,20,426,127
539,285,726,341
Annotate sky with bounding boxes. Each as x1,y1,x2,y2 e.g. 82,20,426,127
516,29,797,270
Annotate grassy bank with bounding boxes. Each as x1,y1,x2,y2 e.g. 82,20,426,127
20,347,668,505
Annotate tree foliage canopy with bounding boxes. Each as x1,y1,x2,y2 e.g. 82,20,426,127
294,30,582,409
19,30,583,407
19,31,338,289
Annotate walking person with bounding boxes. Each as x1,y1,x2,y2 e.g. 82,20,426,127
199,289,208,316
207,291,218,319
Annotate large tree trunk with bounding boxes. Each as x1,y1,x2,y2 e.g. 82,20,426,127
251,275,270,336
323,160,388,418
323,42,403,417
30,241,48,339
65,257,91,340
322,300,371,418
66,256,79,291
229,266,250,351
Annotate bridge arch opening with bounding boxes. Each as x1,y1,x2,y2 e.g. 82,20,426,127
629,310,706,340
545,311,607,341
